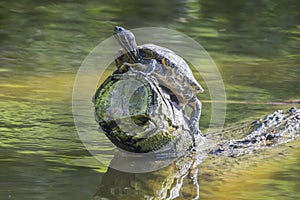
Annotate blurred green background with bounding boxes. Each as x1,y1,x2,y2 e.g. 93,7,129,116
1,0,299,199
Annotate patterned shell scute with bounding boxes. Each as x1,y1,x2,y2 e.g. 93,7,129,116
139,44,202,92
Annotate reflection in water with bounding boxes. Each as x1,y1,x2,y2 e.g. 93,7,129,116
94,151,202,200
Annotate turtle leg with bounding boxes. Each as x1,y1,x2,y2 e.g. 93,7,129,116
143,59,157,74
187,96,203,144
131,63,147,73
122,60,157,78
129,60,157,75
117,63,146,80
115,63,131,74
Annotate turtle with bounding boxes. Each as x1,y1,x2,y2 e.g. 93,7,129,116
113,26,204,141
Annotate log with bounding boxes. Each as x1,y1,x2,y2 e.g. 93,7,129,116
93,73,194,153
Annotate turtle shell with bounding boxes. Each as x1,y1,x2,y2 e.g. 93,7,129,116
114,43,204,93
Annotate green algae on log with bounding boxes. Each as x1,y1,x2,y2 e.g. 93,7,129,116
93,74,195,153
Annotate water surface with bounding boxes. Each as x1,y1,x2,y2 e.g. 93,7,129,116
1,1,299,199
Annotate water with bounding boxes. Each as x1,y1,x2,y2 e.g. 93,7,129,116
1,0,299,199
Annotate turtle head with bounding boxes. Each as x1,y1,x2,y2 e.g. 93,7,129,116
114,26,140,62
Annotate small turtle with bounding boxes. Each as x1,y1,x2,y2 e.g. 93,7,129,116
113,26,204,141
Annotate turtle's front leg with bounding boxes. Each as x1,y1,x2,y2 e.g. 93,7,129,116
127,59,157,74
143,59,157,74
187,96,203,144
117,63,147,80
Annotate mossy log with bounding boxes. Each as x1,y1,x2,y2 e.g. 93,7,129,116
93,73,194,153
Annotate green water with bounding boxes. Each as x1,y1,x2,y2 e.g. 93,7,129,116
1,1,299,199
